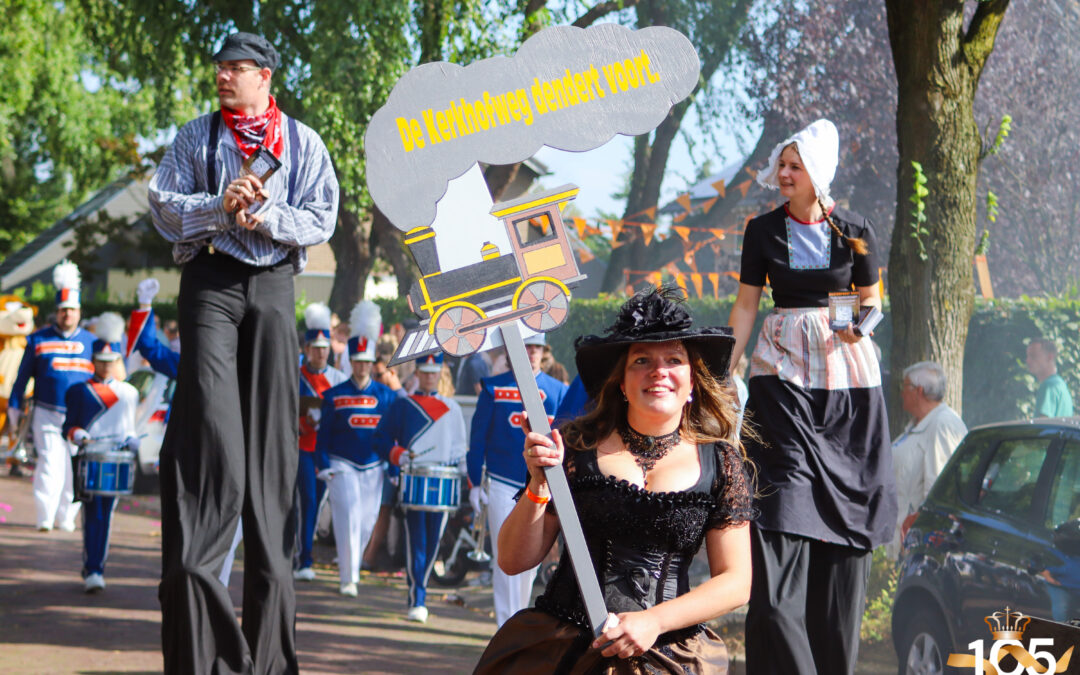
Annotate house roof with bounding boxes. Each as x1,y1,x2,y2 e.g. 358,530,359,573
0,174,151,291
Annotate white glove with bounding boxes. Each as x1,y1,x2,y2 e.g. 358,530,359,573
6,407,19,432
72,429,91,446
316,468,335,482
469,484,488,514
124,436,140,452
307,408,322,424
136,278,160,306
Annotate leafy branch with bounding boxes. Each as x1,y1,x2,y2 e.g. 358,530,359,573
909,161,930,261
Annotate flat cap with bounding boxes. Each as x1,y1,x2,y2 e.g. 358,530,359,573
212,32,280,72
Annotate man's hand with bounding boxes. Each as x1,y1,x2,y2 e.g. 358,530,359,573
468,483,488,514
71,429,91,447
223,174,268,213
124,436,140,452
6,407,19,433
234,208,265,231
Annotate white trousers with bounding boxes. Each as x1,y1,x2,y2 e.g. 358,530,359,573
328,459,384,586
487,480,538,627
32,407,80,530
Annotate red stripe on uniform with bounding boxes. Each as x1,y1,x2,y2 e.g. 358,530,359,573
348,414,381,429
334,395,378,409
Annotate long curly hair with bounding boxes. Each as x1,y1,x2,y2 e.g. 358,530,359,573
560,340,750,460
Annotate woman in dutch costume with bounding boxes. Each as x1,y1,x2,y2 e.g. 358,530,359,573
475,288,754,674
729,119,896,674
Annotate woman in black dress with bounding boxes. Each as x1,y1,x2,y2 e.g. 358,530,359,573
474,288,754,674
729,119,896,674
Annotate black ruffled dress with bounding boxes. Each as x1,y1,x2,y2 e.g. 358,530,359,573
474,441,754,674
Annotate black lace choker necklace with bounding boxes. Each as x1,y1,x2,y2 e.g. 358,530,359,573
618,424,681,480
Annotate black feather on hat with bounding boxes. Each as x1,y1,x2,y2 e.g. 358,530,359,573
574,287,734,397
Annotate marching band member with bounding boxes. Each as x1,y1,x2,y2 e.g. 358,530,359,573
295,303,346,581
62,313,139,592
373,352,467,623
9,261,95,532
466,332,567,627
315,301,400,596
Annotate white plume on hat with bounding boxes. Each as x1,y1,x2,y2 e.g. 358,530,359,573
53,260,81,291
349,300,381,340
94,312,125,344
757,119,840,208
304,303,332,331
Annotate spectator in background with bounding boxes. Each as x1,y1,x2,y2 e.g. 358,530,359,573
540,344,570,385
1027,338,1074,418
163,319,180,352
888,361,967,559
330,315,350,371
456,351,490,395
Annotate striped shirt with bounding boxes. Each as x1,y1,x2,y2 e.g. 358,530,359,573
148,111,339,272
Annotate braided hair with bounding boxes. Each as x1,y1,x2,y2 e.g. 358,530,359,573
818,197,868,255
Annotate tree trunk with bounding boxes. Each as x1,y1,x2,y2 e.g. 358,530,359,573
885,0,1010,428
327,200,374,318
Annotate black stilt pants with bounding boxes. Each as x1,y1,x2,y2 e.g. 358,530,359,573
744,526,872,675
159,251,299,675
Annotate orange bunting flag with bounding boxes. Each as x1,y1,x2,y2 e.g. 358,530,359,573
711,179,726,199
707,273,720,299
676,193,692,212
585,224,602,236
710,228,727,241
702,197,719,214
609,219,624,241
674,274,688,296
690,273,704,298
574,218,587,239
737,179,752,198
665,262,681,276
644,206,657,221
745,167,758,179
673,226,691,242
649,272,663,289
641,224,657,246
673,212,688,223
577,247,595,263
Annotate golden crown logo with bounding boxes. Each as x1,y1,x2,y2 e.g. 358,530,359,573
984,606,1031,641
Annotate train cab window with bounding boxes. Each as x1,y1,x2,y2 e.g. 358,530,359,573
513,213,557,247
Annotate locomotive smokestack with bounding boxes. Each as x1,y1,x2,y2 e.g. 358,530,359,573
404,225,441,277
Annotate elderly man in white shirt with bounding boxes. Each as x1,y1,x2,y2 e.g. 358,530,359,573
888,361,968,558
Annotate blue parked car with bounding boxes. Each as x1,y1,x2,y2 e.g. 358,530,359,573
892,417,1080,674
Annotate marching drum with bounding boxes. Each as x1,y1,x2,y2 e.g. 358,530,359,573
78,442,136,497
399,464,461,512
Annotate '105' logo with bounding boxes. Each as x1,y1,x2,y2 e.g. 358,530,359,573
947,608,1073,674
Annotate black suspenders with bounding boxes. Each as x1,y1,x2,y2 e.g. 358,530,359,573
206,111,301,206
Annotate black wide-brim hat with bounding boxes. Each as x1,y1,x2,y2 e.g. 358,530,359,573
574,287,735,398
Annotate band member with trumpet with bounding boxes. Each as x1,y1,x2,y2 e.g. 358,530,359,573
10,261,96,532
295,303,346,581
62,313,139,593
315,301,400,597
466,332,567,627
373,352,467,624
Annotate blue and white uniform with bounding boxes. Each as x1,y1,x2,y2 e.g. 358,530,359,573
11,325,95,530
467,369,567,626
374,388,467,611
62,376,138,579
297,361,346,570
315,376,400,587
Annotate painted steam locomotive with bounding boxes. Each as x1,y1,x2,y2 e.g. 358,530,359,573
389,184,585,366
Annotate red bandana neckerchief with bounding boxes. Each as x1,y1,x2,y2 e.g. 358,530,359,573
220,95,284,158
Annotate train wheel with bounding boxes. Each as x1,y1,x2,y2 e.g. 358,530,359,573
434,306,486,356
519,280,569,332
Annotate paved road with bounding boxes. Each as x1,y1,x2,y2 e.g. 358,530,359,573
0,472,898,674
0,473,496,674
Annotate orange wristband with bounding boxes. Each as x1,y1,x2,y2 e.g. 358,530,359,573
525,484,550,505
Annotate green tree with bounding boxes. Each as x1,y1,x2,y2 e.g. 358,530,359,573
885,0,1013,414
0,1,167,259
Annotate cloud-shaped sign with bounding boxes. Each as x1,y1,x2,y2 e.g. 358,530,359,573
364,23,700,232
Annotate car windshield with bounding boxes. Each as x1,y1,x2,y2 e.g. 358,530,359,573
1046,440,1080,530
978,437,1053,519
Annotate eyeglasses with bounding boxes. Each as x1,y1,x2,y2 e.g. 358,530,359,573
214,64,262,75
